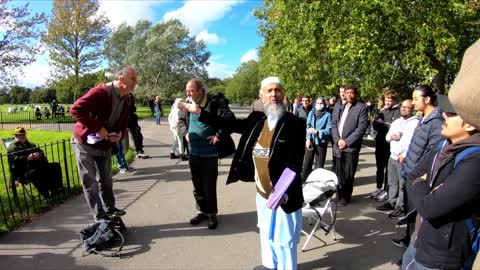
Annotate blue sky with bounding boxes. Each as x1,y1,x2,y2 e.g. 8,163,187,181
14,0,264,88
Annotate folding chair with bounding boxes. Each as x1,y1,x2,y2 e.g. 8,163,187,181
301,168,338,251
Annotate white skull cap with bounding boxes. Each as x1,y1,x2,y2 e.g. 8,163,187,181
261,77,283,89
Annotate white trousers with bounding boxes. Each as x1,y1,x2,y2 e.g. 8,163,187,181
256,193,302,270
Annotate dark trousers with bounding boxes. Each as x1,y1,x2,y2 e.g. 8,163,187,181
403,179,415,242
335,151,359,202
128,122,144,152
189,155,218,215
374,143,390,190
330,138,336,173
302,143,328,181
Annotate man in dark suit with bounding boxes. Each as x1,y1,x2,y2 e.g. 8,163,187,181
331,85,369,206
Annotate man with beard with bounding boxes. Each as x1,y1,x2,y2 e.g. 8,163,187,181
331,85,369,206
178,79,236,230
180,77,305,270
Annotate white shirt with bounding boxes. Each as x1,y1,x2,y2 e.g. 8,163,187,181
267,114,279,131
386,115,420,159
338,104,350,138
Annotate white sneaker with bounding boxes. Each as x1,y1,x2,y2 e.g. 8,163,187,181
136,152,149,159
376,191,388,202
370,189,382,199
119,168,127,173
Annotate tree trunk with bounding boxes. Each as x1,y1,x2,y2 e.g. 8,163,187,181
427,52,446,94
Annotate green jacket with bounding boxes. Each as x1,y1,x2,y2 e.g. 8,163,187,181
7,140,46,181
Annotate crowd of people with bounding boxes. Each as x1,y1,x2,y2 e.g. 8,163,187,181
176,39,480,270
6,38,476,270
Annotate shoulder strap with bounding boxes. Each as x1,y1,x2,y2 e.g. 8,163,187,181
454,146,480,168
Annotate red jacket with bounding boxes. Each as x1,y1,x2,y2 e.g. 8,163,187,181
70,83,131,146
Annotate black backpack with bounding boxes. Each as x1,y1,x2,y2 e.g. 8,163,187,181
80,219,124,257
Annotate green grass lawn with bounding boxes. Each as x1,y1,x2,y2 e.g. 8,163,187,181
0,129,134,233
0,104,167,124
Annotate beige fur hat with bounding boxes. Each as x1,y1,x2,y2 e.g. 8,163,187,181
448,38,480,130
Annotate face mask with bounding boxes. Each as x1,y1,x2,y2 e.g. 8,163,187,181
315,104,324,111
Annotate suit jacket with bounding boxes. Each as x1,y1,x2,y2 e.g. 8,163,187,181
198,110,306,213
331,101,369,157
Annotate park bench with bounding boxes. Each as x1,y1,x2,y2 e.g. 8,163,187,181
54,112,65,117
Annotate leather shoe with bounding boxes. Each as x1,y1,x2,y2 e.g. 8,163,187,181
190,213,208,225
208,215,218,229
106,208,126,217
376,202,394,212
388,207,405,219
337,198,348,207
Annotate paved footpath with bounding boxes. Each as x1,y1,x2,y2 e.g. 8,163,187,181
0,109,405,270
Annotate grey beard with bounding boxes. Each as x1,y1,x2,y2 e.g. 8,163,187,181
264,102,286,119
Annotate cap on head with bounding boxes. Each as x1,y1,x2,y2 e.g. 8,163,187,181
13,127,26,135
448,38,480,130
437,95,455,114
261,77,283,89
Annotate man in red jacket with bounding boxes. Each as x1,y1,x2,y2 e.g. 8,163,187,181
70,66,137,221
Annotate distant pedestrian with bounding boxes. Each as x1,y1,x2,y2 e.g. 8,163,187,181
148,96,155,117
168,98,187,160
128,93,149,159
155,96,162,125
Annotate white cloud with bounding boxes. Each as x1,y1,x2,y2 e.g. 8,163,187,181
163,0,243,34
195,30,226,45
99,0,165,27
240,49,258,63
240,10,254,24
17,56,52,88
206,61,234,79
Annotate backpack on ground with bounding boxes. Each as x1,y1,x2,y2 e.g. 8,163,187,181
80,219,124,257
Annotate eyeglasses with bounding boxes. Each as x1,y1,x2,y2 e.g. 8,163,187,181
442,111,457,118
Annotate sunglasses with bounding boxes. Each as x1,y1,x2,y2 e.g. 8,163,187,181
442,111,457,118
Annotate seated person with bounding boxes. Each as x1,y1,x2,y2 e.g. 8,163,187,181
35,107,42,120
43,107,51,119
7,127,50,198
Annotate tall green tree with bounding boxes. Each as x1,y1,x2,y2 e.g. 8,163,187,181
104,19,210,99
225,60,262,105
8,85,30,104
256,0,480,100
42,0,110,99
49,71,106,103
0,0,46,86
